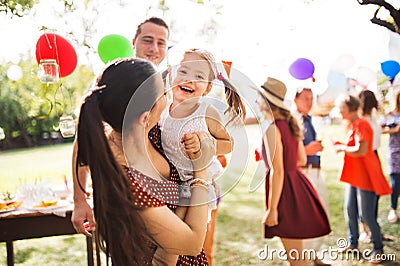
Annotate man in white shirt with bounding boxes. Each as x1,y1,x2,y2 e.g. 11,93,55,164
293,87,331,266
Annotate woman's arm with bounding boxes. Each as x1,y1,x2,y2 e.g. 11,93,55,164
71,139,96,237
206,105,233,155
382,124,400,135
334,133,368,157
143,132,213,255
262,125,284,227
141,187,208,255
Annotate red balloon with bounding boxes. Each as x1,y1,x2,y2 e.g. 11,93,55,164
35,33,77,78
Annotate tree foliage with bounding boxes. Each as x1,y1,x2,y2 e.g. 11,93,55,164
0,0,35,17
358,0,400,34
0,59,93,149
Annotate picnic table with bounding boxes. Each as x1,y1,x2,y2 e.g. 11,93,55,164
0,204,100,266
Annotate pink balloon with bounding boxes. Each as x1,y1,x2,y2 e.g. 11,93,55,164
357,66,376,86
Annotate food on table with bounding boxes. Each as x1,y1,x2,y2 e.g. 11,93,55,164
35,199,58,208
0,200,22,211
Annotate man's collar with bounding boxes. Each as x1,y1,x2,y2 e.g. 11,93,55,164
294,109,310,119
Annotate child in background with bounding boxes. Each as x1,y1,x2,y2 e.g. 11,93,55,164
160,48,246,217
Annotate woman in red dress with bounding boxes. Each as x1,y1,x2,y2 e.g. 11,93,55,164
254,77,331,265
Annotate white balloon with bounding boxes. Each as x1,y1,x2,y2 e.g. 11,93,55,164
357,66,376,86
317,85,347,105
327,70,347,89
7,65,23,81
0,127,5,141
331,54,355,72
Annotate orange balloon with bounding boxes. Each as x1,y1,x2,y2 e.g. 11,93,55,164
222,60,232,78
217,155,227,168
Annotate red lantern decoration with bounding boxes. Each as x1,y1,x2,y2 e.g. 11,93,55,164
35,33,77,78
255,147,262,162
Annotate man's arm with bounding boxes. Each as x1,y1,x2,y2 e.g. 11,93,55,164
71,139,96,236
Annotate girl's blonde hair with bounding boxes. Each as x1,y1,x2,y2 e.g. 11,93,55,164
183,48,246,122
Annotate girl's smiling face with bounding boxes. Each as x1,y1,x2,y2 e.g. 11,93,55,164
171,53,213,104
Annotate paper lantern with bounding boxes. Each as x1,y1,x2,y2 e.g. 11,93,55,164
35,33,77,78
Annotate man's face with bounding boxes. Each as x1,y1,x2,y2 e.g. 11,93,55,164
294,89,313,115
132,22,168,66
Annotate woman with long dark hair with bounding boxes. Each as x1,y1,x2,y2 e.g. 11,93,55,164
74,58,213,265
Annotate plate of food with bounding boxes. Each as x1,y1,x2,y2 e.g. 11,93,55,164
0,201,23,213
28,199,68,211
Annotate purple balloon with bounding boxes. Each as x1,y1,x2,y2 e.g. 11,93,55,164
289,58,315,80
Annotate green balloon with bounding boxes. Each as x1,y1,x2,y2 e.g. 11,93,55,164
98,34,133,64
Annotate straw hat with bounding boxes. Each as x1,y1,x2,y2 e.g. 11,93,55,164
255,77,289,111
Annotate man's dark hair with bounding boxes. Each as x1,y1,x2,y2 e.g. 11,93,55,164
134,17,169,40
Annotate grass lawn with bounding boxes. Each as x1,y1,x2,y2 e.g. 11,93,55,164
0,122,399,265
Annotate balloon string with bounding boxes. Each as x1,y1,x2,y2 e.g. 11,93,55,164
36,84,53,119
53,33,61,78
44,33,53,50
54,83,65,116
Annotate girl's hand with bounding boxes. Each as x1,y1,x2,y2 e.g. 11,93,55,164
333,144,346,153
182,132,216,171
263,208,278,227
181,133,200,156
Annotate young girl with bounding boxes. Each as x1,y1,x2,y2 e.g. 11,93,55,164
160,48,246,213
334,95,391,264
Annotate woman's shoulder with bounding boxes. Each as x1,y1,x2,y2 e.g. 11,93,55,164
353,117,373,134
360,117,374,126
266,122,281,138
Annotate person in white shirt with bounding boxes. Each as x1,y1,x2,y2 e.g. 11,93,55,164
292,87,331,266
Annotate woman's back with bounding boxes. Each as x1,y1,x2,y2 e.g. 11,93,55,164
275,119,298,172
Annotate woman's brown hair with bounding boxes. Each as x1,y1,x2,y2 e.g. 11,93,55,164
76,58,159,265
343,95,360,112
358,90,378,116
259,93,301,139
395,90,400,113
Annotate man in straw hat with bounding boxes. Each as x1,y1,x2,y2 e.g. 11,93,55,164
292,87,331,265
